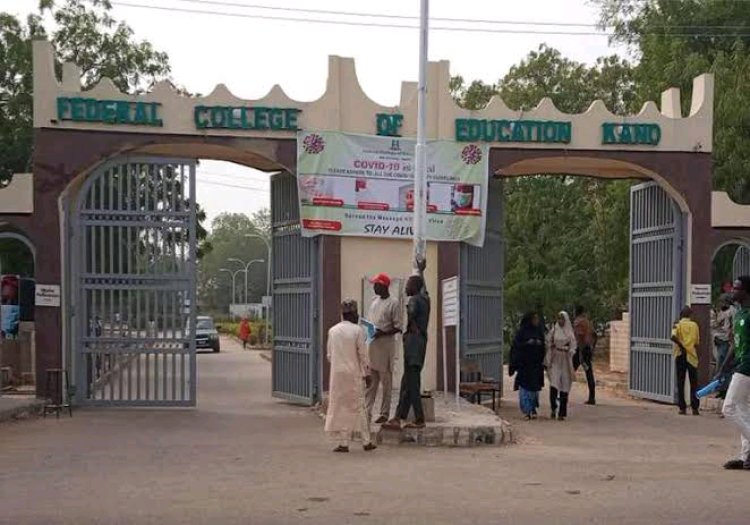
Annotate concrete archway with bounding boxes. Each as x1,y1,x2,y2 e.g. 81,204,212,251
437,147,714,390
13,39,717,401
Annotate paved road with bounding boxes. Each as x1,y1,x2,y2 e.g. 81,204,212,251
0,336,746,524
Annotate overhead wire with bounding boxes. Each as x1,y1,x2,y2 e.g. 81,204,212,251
169,0,750,30
112,0,750,36
169,0,602,27
197,178,271,193
199,169,271,181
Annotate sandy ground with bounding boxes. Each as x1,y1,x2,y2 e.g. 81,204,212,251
0,336,746,525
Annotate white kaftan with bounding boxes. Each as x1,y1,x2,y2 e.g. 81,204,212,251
325,321,371,443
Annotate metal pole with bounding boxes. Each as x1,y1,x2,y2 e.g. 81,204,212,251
442,325,448,398
264,242,271,346
228,258,247,305
412,0,429,265
244,234,272,346
265,255,270,346
245,260,264,306
219,268,234,316
233,270,243,305
456,311,460,408
229,257,263,307
244,266,249,304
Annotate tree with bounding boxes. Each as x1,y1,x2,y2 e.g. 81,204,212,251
499,46,636,115
450,45,636,114
449,76,497,111
451,46,637,326
1,1,171,186
198,211,271,314
0,1,211,257
0,238,34,277
250,208,271,238
596,0,750,203
43,0,170,94
0,13,44,183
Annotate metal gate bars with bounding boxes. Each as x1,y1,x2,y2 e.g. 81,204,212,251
270,172,319,405
733,245,750,281
629,182,685,403
460,177,504,386
72,157,197,406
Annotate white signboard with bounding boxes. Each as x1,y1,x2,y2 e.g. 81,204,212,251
441,276,460,403
35,284,61,307
690,284,712,305
442,276,459,327
262,295,273,308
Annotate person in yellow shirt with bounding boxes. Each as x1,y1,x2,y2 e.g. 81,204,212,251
671,306,700,415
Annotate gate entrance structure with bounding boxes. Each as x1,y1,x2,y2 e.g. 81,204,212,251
271,172,320,404
460,178,504,385
733,245,750,281
629,182,685,402
4,40,722,405
71,158,197,406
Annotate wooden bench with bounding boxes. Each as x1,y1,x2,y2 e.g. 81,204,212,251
459,359,501,411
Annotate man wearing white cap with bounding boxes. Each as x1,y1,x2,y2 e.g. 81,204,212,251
325,299,376,453
365,273,403,424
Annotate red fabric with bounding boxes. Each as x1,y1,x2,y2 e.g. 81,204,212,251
238,320,251,341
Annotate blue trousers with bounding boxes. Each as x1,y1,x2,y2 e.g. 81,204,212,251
519,387,539,416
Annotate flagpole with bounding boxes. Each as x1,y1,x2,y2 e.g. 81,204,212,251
413,0,429,265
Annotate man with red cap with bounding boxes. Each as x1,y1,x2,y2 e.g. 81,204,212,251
365,272,403,424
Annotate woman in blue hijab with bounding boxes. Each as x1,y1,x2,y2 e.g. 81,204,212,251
509,312,546,419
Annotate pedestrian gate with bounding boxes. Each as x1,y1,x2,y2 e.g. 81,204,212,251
460,177,504,386
732,245,750,281
629,182,685,403
271,172,319,405
71,157,197,406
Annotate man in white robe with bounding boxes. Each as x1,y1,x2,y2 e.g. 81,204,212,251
325,299,376,453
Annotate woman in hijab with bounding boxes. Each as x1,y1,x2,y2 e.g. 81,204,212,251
546,311,577,420
509,312,546,420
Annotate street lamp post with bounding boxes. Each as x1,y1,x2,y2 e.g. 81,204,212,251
413,0,429,266
219,267,243,317
245,234,272,345
228,257,265,306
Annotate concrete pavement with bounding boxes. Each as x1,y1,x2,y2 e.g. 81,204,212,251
0,336,747,524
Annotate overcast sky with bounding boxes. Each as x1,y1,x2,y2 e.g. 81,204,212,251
6,0,621,227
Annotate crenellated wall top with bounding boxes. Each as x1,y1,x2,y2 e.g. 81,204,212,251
33,40,713,153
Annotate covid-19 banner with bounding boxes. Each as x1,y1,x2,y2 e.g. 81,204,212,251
296,131,488,246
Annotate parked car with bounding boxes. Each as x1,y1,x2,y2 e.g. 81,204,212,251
187,316,220,353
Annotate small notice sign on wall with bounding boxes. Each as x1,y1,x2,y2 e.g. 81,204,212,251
35,284,61,307
442,277,459,327
690,284,712,305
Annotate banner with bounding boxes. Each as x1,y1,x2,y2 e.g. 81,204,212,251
1,275,20,339
296,131,488,246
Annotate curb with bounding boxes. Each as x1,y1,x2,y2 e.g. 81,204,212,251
0,399,46,424
313,401,515,448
